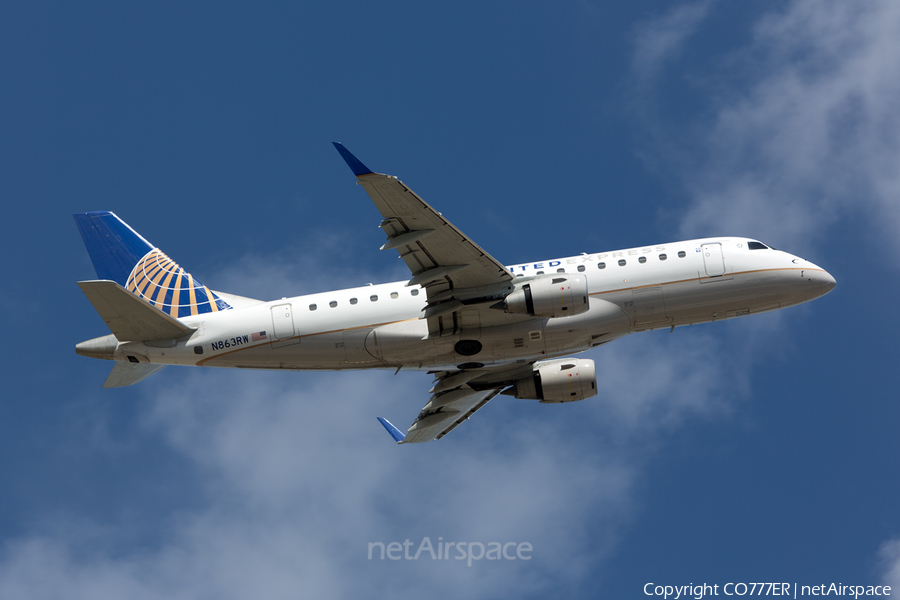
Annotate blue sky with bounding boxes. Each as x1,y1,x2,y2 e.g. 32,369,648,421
2,1,899,598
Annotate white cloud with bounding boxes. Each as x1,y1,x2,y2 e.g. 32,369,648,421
631,0,713,85
1,298,773,599
208,231,411,302
634,0,900,257
881,538,900,589
0,370,627,599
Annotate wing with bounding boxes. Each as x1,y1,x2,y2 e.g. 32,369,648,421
334,143,519,337
377,363,536,444
333,145,542,443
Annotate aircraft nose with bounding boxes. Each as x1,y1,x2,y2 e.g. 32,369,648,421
803,267,836,299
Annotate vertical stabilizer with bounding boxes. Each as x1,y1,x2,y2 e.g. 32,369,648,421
74,211,154,285
74,211,232,318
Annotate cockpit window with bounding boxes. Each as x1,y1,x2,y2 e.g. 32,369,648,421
748,241,769,250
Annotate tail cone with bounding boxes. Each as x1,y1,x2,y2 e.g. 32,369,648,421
75,334,118,360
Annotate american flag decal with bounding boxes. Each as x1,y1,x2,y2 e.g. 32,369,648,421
251,331,267,342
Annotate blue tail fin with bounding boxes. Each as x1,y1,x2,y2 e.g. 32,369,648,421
74,211,231,318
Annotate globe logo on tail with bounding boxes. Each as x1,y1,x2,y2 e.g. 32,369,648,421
125,249,231,317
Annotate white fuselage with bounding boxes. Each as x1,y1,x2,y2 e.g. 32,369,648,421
108,237,835,372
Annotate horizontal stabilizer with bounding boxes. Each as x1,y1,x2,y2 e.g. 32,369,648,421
78,280,195,342
103,362,166,388
377,417,407,444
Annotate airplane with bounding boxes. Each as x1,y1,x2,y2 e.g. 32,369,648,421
74,143,836,444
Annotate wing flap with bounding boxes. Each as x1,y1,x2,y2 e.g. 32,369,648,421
78,280,196,342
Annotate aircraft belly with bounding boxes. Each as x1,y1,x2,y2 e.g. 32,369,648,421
485,321,546,360
341,328,381,367
545,297,630,352
662,270,794,325
366,320,436,367
364,297,632,369
203,331,359,370
631,286,669,325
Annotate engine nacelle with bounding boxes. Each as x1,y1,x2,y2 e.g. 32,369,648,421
502,274,589,318
503,358,597,403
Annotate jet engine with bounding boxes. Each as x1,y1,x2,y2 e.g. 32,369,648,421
502,358,597,403
500,274,589,318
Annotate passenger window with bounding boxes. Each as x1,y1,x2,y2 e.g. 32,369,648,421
350,298,358,305
659,254,667,261
370,295,378,302
618,259,626,266
557,268,566,273
598,262,606,269
390,292,399,299
638,256,646,264
577,265,585,272
309,304,317,311
410,289,419,296
536,271,544,275
678,251,686,258
329,300,337,308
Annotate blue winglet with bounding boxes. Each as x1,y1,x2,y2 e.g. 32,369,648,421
377,417,406,443
332,142,374,176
